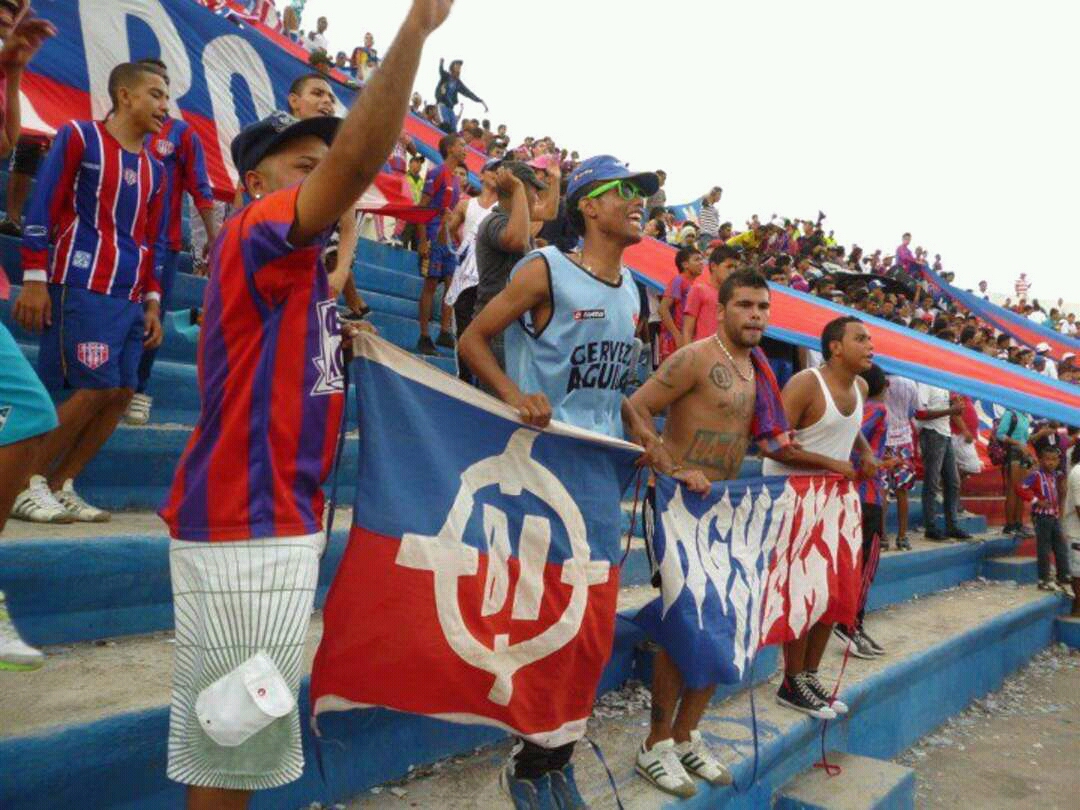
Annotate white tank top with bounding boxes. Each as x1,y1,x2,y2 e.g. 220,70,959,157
762,367,863,475
446,196,494,305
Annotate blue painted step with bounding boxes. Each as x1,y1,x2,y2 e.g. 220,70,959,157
356,237,420,275
775,752,915,810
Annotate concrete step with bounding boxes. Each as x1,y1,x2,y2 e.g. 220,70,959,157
775,752,915,810
1055,615,1080,648
982,556,1039,585
1,585,722,810
343,581,1067,809
356,238,420,276
961,495,1006,526
0,515,652,646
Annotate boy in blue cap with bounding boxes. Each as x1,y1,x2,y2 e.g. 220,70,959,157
461,155,667,808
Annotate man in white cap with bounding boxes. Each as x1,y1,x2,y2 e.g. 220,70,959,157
1035,343,1058,380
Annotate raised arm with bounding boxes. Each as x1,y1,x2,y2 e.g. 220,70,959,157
291,1,452,245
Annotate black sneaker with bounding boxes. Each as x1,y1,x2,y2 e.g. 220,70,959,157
775,674,836,719
803,671,849,714
857,627,885,656
416,335,437,356
832,625,853,646
1037,580,1056,592
839,626,876,660
924,527,946,541
896,535,913,551
434,331,455,349
947,527,972,540
0,217,22,237
880,538,891,552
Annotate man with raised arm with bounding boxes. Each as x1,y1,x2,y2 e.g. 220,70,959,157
158,3,451,807
762,316,879,720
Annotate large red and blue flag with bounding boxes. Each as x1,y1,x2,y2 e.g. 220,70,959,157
635,474,861,690
310,335,639,746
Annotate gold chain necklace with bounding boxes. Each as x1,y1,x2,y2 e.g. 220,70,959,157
713,335,754,382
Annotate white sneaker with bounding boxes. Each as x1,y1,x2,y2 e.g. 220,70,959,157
675,730,732,785
635,738,697,798
53,479,110,523
11,476,74,524
123,392,152,426
0,592,44,671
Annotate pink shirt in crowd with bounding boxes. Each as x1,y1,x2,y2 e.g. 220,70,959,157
683,280,719,341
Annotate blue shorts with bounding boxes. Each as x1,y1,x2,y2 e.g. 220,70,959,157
421,241,457,280
38,285,145,391
0,322,57,446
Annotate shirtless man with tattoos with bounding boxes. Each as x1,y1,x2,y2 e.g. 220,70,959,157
626,268,847,798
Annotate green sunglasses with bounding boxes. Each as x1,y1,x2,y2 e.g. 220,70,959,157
584,178,646,201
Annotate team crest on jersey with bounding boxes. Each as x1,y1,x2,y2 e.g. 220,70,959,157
76,342,109,370
573,309,606,321
156,140,175,158
311,300,345,396
123,168,138,186
72,251,92,270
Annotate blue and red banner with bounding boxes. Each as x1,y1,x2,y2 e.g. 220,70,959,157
20,0,484,201
636,474,861,690
310,335,639,746
919,265,1080,362
623,238,1080,424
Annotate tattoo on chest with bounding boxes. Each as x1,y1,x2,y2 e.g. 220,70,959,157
709,362,732,390
683,429,750,477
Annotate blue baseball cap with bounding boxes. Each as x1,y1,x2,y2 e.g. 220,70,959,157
231,111,340,177
565,155,660,201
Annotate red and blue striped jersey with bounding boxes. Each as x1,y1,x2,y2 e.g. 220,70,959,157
160,185,345,542
856,401,889,506
21,121,165,302
422,163,459,239
145,118,215,251
1020,469,1062,517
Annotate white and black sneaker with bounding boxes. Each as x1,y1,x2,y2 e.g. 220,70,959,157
857,627,885,656
635,738,697,798
11,476,74,524
123,392,152,425
775,673,837,720
804,671,849,715
53,479,110,523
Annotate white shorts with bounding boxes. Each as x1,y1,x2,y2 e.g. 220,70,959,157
1068,535,1080,576
952,436,983,475
167,532,325,791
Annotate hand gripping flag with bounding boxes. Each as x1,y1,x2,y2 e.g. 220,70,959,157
310,334,639,747
636,473,861,690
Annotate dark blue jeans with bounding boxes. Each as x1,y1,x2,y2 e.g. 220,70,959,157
1034,514,1069,583
919,430,959,532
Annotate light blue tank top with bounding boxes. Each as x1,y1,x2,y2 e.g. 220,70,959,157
504,246,641,438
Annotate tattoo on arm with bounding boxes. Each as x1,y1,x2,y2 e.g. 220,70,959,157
655,349,691,389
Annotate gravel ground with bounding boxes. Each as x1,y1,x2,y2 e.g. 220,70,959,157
896,643,1080,808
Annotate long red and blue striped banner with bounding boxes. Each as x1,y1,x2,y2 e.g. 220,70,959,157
920,265,1079,362
624,238,1080,424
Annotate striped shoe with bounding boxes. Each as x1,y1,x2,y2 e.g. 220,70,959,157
675,730,732,785
635,738,696,798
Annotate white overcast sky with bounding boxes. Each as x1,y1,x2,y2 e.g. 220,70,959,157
302,0,1080,307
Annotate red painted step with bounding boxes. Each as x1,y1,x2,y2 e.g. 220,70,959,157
962,496,1006,526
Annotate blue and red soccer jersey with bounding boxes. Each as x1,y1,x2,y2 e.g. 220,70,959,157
422,162,459,240
160,185,345,542
856,400,889,506
145,117,215,251
1020,469,1062,518
21,121,165,302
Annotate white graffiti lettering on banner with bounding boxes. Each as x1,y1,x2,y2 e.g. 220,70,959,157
396,429,611,705
759,478,862,640
311,300,344,395
656,483,790,679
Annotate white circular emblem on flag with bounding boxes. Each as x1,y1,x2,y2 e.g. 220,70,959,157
123,168,138,186
395,428,611,705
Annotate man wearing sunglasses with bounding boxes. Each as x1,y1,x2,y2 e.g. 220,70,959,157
460,155,667,807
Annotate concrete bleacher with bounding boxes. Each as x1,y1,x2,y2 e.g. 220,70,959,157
2,235,1073,809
